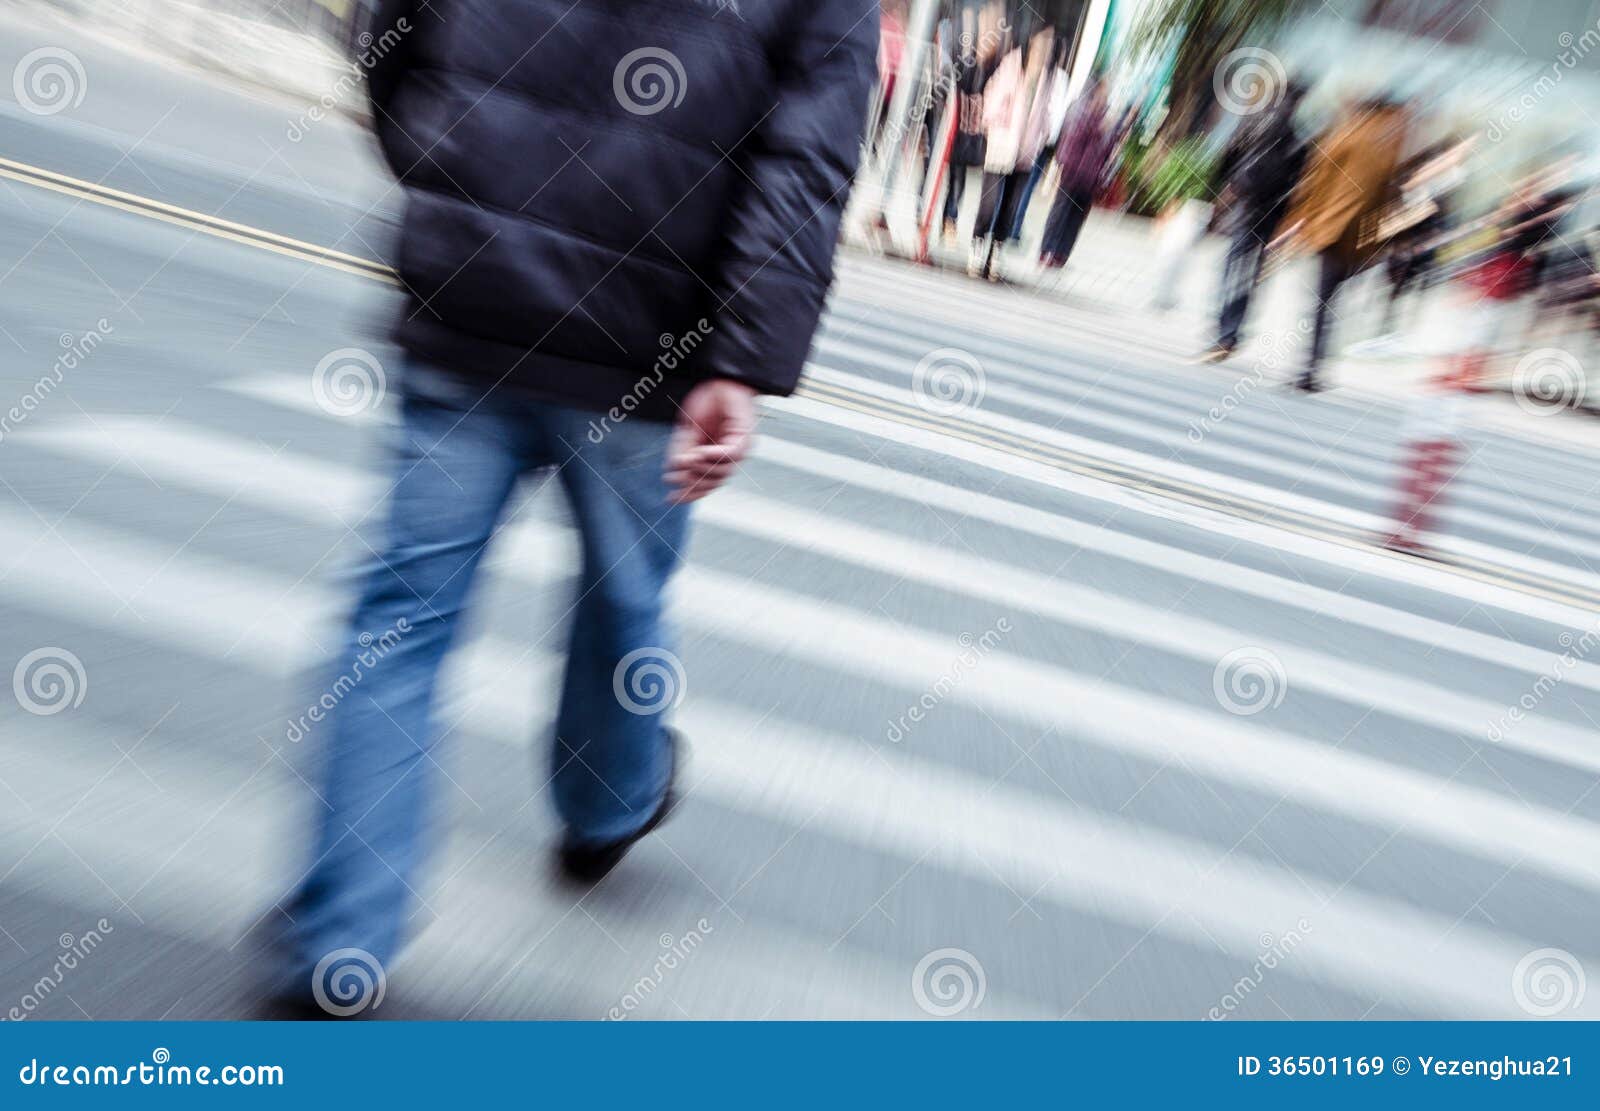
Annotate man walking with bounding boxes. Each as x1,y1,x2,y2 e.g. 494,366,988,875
1275,96,1408,391
1196,81,1306,363
266,0,876,1014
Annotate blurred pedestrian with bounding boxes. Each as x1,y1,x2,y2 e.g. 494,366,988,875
262,0,877,1017
1006,44,1071,241
1196,81,1307,362
1039,79,1116,270
975,26,1059,280
968,25,1025,277
1275,96,1409,391
1371,138,1469,341
942,6,996,244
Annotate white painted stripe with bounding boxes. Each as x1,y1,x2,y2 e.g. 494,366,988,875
771,393,1600,627
813,326,1600,541
2,671,1578,1019
51,406,1591,694
831,258,1600,475
713,486,1599,757
1,721,993,1020
804,363,1600,588
754,435,1600,692
205,372,1600,624
28,414,1600,719
6,499,1600,908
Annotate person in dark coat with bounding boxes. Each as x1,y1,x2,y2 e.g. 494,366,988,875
1038,80,1115,268
1197,81,1307,362
942,8,996,241
265,0,877,1016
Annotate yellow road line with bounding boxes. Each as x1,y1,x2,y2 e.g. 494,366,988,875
7,155,1596,612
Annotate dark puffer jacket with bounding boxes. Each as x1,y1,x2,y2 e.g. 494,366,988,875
365,0,877,417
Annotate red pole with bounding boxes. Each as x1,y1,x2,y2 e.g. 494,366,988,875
917,97,958,265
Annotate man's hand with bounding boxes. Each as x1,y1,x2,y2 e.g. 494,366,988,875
666,379,758,505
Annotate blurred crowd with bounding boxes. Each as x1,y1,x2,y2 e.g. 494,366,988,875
864,0,1600,399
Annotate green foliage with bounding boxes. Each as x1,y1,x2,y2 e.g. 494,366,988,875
1128,0,1307,139
1127,137,1216,216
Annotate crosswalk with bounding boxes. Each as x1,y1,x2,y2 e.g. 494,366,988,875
3,251,1600,1021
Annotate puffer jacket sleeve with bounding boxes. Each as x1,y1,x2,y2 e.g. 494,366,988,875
364,0,419,175
697,0,879,396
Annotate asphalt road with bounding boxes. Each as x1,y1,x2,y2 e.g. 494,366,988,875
2,11,1599,1021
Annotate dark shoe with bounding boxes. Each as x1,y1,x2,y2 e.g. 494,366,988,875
1293,372,1322,393
556,729,682,884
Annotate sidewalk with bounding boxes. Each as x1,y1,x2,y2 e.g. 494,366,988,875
15,0,354,113
849,184,1600,454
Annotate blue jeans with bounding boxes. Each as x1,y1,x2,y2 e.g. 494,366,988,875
280,365,689,991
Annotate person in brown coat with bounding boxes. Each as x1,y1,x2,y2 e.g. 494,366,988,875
1276,97,1409,391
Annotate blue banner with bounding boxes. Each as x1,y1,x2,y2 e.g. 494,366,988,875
3,1022,1594,1106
